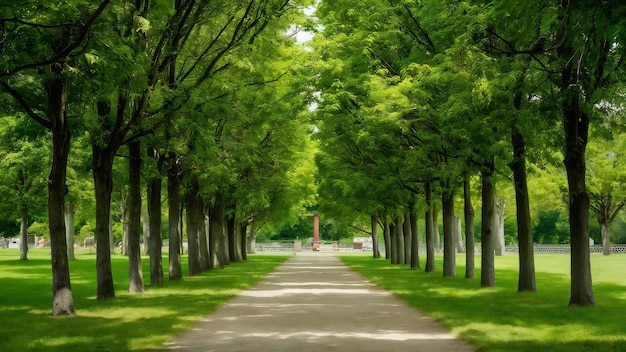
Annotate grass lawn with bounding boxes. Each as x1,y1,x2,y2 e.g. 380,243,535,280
0,249,289,352
340,253,626,352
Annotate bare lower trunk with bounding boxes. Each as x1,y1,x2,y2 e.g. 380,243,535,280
92,143,115,299
210,194,226,269
433,205,440,250
425,182,435,272
227,215,237,262
371,215,380,259
46,59,74,316
463,172,475,279
383,217,390,260
127,141,144,293
453,216,464,253
403,211,412,265
240,223,248,260
141,209,149,255
442,187,456,277
511,124,536,291
19,207,28,260
494,199,505,256
601,222,610,256
186,193,202,276
247,221,256,254
389,220,398,264
481,166,496,287
120,192,129,256
167,167,182,280
65,204,76,260
147,176,163,286
409,211,420,269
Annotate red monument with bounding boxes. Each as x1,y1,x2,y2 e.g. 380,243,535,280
312,212,320,251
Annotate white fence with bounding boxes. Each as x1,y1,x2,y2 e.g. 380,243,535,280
255,243,626,254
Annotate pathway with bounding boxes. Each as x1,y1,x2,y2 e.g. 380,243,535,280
162,254,475,352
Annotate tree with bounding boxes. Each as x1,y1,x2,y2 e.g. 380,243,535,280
0,0,112,316
587,134,626,255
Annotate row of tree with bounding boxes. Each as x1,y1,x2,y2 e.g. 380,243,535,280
1,0,317,316
311,0,626,307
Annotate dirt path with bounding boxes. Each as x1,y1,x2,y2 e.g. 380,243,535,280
162,254,475,352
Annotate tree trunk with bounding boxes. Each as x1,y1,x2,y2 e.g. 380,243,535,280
425,182,435,272
389,220,398,265
247,220,256,254
494,199,506,256
19,206,28,260
442,187,456,277
433,204,440,250
371,215,380,259
409,211,420,269
227,215,237,262
127,141,144,294
403,211,412,265
240,223,248,260
210,194,226,269
463,172,475,279
65,204,77,260
481,166,496,287
601,221,610,256
167,166,182,280
92,143,116,299
453,216,464,253
46,71,75,316
510,124,536,292
109,211,114,255
141,208,150,255
383,217,391,260
147,175,164,286
120,191,129,256
185,193,202,276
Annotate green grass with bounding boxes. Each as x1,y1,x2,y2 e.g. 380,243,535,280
339,253,626,352
0,249,289,352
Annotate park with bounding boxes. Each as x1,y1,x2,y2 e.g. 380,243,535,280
2,0,626,351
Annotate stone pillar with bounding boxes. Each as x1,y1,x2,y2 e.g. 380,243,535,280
313,213,320,251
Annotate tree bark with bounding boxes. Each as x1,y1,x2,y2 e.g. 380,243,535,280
510,124,536,292
65,204,77,260
425,182,435,272
494,199,506,256
19,206,28,260
453,216,464,253
442,185,456,277
481,165,496,287
141,208,150,255
210,193,226,269
127,141,144,294
463,172,475,278
433,204,440,250
371,215,380,259
240,223,248,260
409,211,420,269
383,217,391,260
92,142,116,299
147,175,164,286
120,191,129,256
247,220,256,254
403,211,412,265
227,215,237,262
46,71,75,316
601,221,610,256
185,193,202,276
167,165,182,280
389,219,398,264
